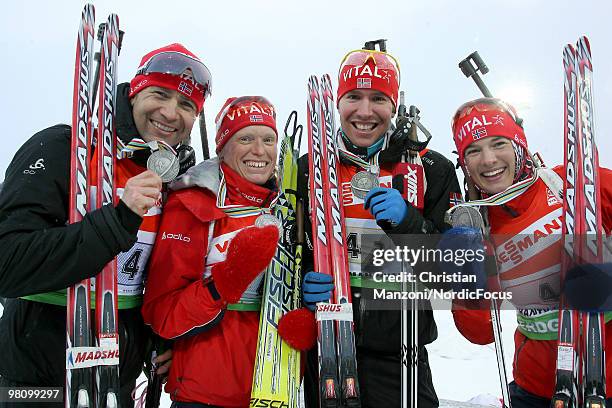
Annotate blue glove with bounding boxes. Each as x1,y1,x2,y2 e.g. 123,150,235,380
363,187,408,226
437,226,487,292
303,271,334,311
563,263,612,312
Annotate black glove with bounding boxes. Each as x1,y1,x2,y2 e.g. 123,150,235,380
563,263,612,312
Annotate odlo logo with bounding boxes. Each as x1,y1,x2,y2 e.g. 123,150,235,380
162,232,191,242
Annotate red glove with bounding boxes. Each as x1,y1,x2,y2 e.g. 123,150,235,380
211,225,278,303
278,307,317,351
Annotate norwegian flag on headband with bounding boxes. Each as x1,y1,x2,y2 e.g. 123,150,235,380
357,78,372,89
250,114,263,123
472,127,487,140
178,81,193,96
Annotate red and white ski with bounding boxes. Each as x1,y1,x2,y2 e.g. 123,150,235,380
307,74,360,407
94,13,121,408
66,4,96,407
552,36,606,408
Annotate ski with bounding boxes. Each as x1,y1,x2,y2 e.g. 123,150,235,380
320,74,360,408
94,13,121,408
552,36,606,408
552,40,582,408
574,36,606,408
66,4,96,407
307,75,340,408
307,74,360,408
250,111,302,408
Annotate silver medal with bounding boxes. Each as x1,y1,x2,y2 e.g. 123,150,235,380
255,213,283,238
147,149,180,183
350,171,378,199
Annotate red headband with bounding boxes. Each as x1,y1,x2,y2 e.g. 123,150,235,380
452,100,527,165
215,96,277,153
337,52,399,110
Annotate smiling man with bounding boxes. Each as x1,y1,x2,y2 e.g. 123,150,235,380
0,43,211,407
298,43,462,408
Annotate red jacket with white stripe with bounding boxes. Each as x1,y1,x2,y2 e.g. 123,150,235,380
452,165,612,398
142,160,276,407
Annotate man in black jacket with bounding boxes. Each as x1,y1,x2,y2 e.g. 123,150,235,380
299,44,461,408
0,43,211,407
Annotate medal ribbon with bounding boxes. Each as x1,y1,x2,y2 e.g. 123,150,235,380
116,138,177,159
448,169,542,215
337,135,381,174
216,166,278,218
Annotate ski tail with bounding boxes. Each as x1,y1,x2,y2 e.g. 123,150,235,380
66,4,96,408
319,74,360,407
94,13,121,408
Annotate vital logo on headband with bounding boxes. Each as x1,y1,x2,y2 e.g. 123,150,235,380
337,49,400,110
215,96,277,153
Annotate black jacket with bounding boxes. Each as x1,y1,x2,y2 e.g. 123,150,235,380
0,83,142,297
298,143,461,407
0,83,149,401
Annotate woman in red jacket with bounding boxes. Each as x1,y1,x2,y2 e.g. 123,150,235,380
142,96,283,407
449,97,612,408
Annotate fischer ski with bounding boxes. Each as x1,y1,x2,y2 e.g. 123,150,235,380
66,4,96,407
250,111,303,408
307,74,360,408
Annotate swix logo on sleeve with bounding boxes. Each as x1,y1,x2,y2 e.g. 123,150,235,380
393,163,424,210
161,231,191,242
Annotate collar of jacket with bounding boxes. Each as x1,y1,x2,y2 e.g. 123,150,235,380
169,157,277,206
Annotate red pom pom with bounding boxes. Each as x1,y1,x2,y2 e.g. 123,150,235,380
212,225,279,303
278,307,317,351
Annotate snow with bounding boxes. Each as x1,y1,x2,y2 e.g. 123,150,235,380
0,302,517,407
130,307,517,407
